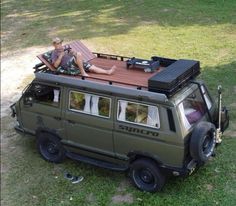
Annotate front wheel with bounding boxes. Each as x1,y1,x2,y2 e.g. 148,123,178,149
36,132,66,163
130,158,166,192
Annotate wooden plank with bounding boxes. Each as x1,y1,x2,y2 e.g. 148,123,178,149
37,54,56,71
69,41,96,62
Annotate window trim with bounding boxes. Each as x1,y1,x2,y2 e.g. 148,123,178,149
117,99,160,129
200,85,212,110
167,108,176,132
68,90,112,119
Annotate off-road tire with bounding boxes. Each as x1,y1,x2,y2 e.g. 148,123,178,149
130,158,166,192
190,121,216,164
36,132,65,163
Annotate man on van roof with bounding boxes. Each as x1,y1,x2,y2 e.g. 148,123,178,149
51,37,116,77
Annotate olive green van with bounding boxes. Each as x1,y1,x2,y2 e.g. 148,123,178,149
11,54,229,192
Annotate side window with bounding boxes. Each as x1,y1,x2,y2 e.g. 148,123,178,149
69,91,111,118
26,83,60,107
117,100,160,128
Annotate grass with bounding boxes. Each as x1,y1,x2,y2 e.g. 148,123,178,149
1,0,236,205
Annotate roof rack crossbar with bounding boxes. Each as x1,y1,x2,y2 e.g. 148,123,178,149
93,52,130,62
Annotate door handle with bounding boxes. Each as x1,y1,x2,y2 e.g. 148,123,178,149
67,120,76,124
53,116,61,121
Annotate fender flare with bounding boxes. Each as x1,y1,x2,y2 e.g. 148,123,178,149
127,151,163,166
35,127,62,140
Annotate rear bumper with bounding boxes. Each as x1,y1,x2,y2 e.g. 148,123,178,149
160,159,197,177
221,106,229,133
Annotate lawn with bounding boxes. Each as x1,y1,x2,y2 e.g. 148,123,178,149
1,0,236,205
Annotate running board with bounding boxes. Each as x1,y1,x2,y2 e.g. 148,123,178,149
66,152,128,172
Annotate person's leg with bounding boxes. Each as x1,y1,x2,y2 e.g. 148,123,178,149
89,65,116,75
74,51,116,75
74,52,89,77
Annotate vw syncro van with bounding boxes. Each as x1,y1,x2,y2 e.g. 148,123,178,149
11,53,229,192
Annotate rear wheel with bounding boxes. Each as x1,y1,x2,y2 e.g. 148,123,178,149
36,132,65,163
130,158,166,192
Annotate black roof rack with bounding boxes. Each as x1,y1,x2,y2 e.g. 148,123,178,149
35,72,169,103
33,54,200,98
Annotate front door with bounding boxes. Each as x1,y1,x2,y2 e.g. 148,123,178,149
19,82,63,136
64,89,114,157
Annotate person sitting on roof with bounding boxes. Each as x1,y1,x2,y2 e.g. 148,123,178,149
51,37,116,77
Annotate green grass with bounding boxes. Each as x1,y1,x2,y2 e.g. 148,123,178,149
1,0,236,205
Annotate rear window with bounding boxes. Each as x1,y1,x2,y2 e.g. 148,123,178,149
178,88,207,129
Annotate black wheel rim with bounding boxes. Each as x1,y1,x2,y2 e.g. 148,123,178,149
140,169,154,184
47,142,58,154
202,132,214,156
40,139,59,160
133,168,156,190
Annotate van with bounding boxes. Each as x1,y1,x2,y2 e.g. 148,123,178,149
11,52,229,192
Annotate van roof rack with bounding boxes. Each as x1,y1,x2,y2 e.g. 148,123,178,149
34,41,200,98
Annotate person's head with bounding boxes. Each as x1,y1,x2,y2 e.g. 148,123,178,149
52,37,63,49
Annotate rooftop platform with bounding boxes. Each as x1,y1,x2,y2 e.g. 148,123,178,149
36,40,200,96
82,56,165,89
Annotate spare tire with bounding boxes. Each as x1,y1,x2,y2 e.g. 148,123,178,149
190,121,216,164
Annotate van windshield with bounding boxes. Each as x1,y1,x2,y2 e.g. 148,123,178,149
178,88,208,130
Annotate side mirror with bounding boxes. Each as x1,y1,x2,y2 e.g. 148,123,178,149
23,96,34,106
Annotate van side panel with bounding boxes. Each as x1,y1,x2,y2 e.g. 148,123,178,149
114,98,185,168
63,88,115,158
113,123,185,168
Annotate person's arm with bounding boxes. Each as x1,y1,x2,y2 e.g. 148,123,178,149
53,52,65,68
70,49,77,56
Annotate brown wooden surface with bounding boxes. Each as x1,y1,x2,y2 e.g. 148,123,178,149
69,41,96,62
84,58,163,88
37,40,96,71
37,40,163,88
37,54,56,70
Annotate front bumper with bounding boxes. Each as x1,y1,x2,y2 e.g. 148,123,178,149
10,103,16,117
10,103,25,133
14,124,25,133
